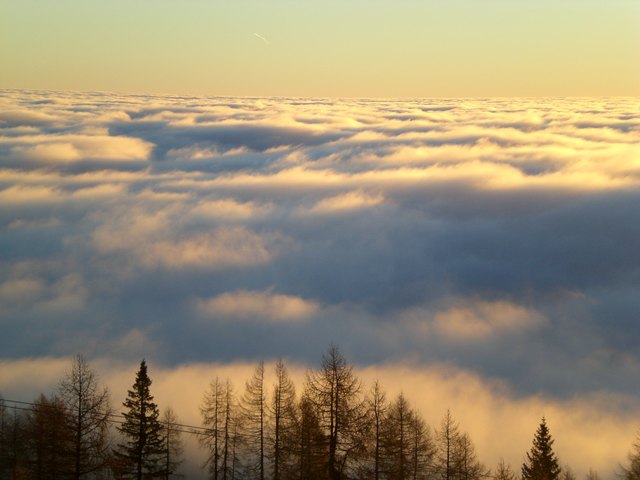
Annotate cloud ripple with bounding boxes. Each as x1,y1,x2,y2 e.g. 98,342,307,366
1,92,640,457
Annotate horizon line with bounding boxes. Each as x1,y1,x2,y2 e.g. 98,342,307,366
2,86,638,102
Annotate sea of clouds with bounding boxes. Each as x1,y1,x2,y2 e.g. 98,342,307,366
1,90,639,475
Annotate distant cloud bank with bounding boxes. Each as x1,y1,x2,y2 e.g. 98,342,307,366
1,90,639,474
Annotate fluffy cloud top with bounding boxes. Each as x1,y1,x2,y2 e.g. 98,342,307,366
304,190,385,215
1,90,640,475
197,290,319,322
432,300,546,341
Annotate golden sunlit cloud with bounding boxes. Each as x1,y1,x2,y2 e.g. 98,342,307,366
1,91,640,478
432,300,547,342
189,198,271,221
2,134,153,162
390,300,547,345
0,185,63,204
196,290,319,323
93,223,278,270
304,190,385,215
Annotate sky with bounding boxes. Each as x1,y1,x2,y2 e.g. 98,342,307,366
1,0,640,477
1,0,639,97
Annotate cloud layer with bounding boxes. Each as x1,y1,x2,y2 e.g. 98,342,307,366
1,89,640,473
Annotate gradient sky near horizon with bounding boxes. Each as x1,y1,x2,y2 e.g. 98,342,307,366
1,0,639,97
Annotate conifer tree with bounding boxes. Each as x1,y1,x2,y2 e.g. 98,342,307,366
433,410,484,480
59,354,112,479
305,345,366,480
270,359,298,480
201,378,236,480
622,433,640,480
585,469,600,480
381,392,412,479
561,465,577,480
240,361,267,480
201,378,224,480
408,412,434,480
25,394,70,480
457,432,487,480
221,380,235,480
0,398,28,478
495,459,517,480
435,410,461,480
585,468,600,480
297,394,326,480
521,417,561,480
0,397,12,477
368,381,387,480
115,360,165,480
161,407,184,479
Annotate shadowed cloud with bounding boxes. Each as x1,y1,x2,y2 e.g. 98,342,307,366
1,90,639,425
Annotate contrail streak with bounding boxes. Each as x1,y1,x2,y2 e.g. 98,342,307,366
253,33,270,45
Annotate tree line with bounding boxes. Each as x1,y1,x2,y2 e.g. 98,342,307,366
1,346,639,479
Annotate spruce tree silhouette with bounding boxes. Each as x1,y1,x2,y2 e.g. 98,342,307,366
115,360,165,480
522,417,561,480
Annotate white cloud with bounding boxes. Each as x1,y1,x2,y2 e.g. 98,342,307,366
0,185,64,205
33,273,88,313
196,290,319,323
91,203,283,270
189,198,270,221
94,223,277,270
166,146,249,160
1,92,639,480
394,299,547,344
71,183,127,199
303,190,385,215
143,228,275,269
2,134,153,163
0,273,88,313
12,142,83,162
0,109,58,127
432,300,547,342
0,277,46,306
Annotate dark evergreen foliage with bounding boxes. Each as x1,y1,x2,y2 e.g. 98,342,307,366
521,417,561,480
115,360,166,480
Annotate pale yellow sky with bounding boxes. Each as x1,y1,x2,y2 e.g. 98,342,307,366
1,0,639,97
